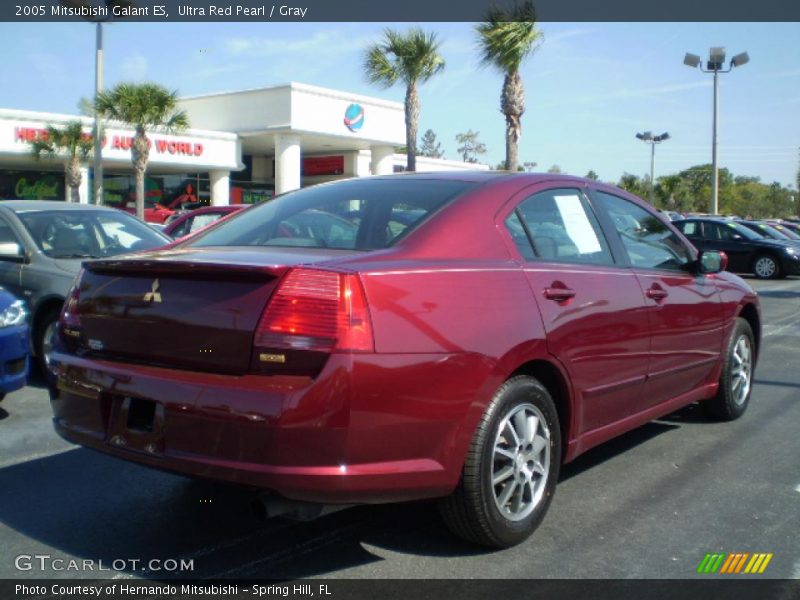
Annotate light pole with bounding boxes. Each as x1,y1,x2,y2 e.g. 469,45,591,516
684,47,749,215
635,131,670,204
62,1,135,205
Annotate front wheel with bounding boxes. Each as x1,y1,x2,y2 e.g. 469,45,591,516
439,376,561,548
752,254,780,279
35,307,60,376
703,318,755,421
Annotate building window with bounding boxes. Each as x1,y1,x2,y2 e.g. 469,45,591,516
0,170,64,200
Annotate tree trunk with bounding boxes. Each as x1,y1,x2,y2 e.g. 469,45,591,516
405,82,420,172
501,71,525,171
132,126,150,221
64,156,82,203
135,168,145,221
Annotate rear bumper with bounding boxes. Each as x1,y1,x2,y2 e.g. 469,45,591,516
50,351,494,504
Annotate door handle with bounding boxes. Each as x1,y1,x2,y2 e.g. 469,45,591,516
544,287,576,302
645,286,668,301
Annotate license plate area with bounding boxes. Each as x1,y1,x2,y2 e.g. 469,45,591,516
127,397,156,432
107,395,165,455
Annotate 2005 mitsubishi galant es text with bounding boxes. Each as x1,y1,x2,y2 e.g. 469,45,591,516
50,173,760,548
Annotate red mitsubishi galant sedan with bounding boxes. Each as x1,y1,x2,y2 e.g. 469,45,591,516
50,173,760,547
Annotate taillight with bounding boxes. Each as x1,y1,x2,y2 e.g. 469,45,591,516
256,268,373,352
59,269,83,345
252,268,374,375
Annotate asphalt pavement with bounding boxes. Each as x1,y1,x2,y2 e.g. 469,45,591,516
1,276,798,580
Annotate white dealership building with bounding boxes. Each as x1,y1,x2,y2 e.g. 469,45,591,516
0,82,484,207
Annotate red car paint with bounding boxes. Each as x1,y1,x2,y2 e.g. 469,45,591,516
50,173,760,506
118,199,175,224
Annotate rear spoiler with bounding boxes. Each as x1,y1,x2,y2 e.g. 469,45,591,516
84,258,289,282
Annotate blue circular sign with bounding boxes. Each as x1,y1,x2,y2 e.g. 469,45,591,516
343,103,364,132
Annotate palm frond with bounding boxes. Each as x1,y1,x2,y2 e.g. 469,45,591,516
364,27,445,87
30,120,92,161
476,1,542,74
95,82,187,132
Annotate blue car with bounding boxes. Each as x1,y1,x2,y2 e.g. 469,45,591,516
0,289,28,401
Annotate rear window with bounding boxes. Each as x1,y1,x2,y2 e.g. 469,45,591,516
17,209,168,258
186,178,474,251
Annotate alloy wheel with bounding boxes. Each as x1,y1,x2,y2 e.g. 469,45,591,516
754,256,777,278
730,334,753,406
491,403,551,522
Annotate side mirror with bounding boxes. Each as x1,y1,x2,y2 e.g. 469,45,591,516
698,250,727,274
0,242,25,262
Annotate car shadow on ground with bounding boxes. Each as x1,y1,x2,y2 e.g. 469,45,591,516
0,409,698,578
559,420,679,483
0,406,8,421
0,448,485,580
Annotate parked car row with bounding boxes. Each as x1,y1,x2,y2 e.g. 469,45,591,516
44,173,761,549
0,201,171,373
675,217,800,279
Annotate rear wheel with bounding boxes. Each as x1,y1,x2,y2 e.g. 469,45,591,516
439,376,561,548
752,254,780,279
703,318,755,421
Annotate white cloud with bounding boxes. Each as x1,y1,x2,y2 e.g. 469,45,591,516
29,53,67,82
542,28,597,45
758,68,800,81
120,54,148,80
224,29,370,58
533,80,712,110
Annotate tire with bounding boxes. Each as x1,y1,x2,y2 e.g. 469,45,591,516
0,393,5,403
752,254,780,279
702,318,755,421
439,375,561,548
35,306,61,377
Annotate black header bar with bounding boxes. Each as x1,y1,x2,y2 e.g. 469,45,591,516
4,0,800,22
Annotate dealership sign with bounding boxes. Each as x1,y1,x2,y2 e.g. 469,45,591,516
14,126,204,157
1,116,240,170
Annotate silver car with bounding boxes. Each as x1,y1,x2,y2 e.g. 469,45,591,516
0,201,170,373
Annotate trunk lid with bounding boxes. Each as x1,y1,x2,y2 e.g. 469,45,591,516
75,247,357,374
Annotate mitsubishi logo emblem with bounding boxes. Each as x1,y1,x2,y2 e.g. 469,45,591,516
143,279,162,303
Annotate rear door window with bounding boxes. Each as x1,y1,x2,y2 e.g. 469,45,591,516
505,188,613,265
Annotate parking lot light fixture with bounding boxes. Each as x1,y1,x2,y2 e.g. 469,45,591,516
684,47,750,215
636,131,670,204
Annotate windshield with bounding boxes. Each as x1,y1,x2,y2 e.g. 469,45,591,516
18,209,170,258
764,223,800,240
185,178,475,251
725,221,764,241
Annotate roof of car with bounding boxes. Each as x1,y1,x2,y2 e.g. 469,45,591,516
0,200,122,212
187,205,246,214
368,171,592,184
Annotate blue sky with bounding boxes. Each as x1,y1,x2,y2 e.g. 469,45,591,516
3,21,799,187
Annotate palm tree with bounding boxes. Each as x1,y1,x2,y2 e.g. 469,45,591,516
30,121,93,203
476,1,542,171
364,28,445,172
95,83,188,219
